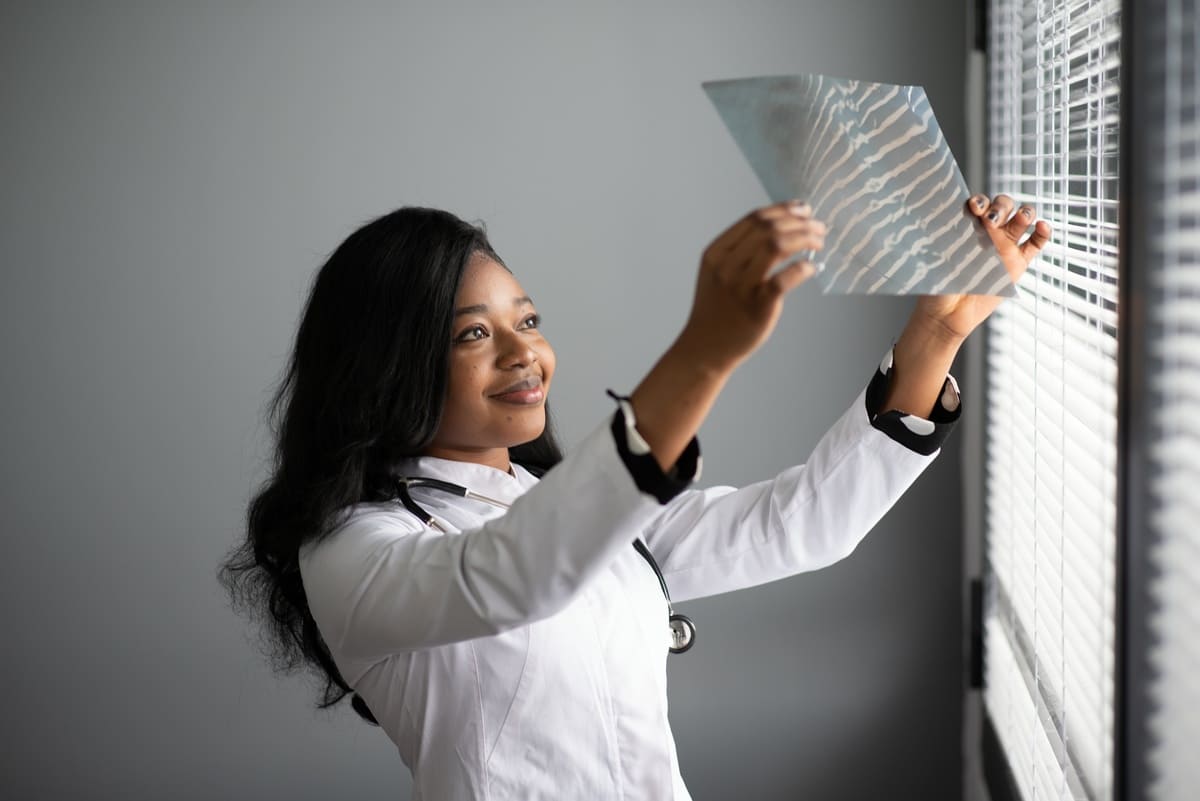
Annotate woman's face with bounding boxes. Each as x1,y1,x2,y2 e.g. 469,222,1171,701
423,252,556,469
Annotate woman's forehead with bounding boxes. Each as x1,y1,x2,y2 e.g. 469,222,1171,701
458,253,529,305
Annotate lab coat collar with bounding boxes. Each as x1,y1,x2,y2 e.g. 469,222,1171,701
392,453,539,503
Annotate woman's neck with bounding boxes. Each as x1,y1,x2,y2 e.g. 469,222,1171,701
421,444,513,475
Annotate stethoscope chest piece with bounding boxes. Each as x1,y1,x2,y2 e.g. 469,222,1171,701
668,613,696,654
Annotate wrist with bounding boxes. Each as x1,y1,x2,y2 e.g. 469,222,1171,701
901,313,967,357
628,335,732,471
670,328,743,378
881,320,963,419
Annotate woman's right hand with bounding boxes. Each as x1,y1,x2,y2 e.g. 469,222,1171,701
629,201,825,472
677,200,826,372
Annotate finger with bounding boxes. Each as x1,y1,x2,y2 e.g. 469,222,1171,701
731,201,817,253
1004,205,1037,243
758,216,826,237
709,200,814,256
738,225,826,285
1019,220,1053,262
983,194,1016,228
764,199,814,220
720,216,826,283
765,258,819,297
966,193,990,218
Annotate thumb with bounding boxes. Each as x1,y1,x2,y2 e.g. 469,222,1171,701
767,259,819,296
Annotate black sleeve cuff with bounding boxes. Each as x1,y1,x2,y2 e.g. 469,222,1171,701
863,346,962,456
605,390,701,504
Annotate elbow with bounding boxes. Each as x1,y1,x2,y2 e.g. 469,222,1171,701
820,534,863,567
807,510,888,568
772,495,876,570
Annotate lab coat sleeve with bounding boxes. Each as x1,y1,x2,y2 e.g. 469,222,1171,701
641,347,961,603
297,415,673,667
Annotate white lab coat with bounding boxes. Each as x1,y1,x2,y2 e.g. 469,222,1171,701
298,352,955,800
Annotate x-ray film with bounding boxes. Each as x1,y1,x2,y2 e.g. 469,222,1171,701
703,74,1014,296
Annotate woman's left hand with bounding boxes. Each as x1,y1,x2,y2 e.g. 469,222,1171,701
912,192,1053,343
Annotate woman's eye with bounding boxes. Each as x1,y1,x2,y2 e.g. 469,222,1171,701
455,324,487,342
519,313,541,330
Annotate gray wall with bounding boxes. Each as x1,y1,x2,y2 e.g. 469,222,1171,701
0,2,969,799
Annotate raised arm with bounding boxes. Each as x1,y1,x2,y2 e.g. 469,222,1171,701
637,192,1053,602
631,201,826,470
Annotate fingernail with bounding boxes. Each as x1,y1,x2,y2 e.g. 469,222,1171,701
1022,208,1033,218
789,200,811,213
974,196,987,209
813,261,826,273
986,210,999,222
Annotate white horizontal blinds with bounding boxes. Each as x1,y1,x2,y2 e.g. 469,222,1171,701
1145,2,1200,800
984,1,1120,801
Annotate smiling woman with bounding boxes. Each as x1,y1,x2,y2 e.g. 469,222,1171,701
424,253,557,471
219,197,1047,800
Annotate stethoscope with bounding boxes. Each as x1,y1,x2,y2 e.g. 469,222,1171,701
395,475,697,654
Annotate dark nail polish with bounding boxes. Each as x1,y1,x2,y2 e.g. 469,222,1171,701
987,210,999,222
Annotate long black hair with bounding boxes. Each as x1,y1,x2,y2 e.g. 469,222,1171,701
219,206,564,725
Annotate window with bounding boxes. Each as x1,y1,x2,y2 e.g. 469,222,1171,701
982,2,1200,801
982,1,1122,800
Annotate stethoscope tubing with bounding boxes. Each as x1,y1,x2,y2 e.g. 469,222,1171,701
396,475,696,654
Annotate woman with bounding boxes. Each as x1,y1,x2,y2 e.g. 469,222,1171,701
221,195,1050,799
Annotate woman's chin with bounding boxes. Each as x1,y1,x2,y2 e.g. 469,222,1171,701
504,418,546,448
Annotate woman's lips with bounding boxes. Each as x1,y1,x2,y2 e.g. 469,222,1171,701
490,386,545,405
489,376,544,405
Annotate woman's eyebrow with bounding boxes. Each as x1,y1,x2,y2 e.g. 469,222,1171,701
454,296,534,317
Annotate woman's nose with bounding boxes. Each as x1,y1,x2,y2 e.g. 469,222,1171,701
495,330,538,368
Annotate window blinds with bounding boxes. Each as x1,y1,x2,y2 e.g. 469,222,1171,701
1141,2,1200,800
984,2,1122,800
